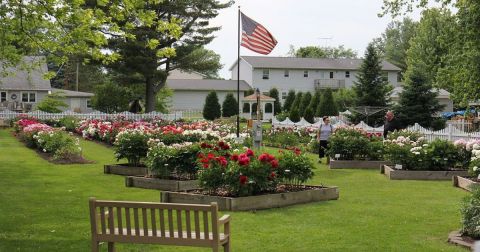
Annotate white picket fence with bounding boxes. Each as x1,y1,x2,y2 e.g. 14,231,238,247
0,110,183,121
273,117,480,142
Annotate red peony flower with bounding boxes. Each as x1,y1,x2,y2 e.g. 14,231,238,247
203,163,209,168
270,172,276,179
218,141,225,147
258,153,269,163
214,147,219,151
230,154,239,161
201,143,208,148
207,153,215,159
246,149,254,157
239,175,248,185
270,159,279,168
216,156,228,167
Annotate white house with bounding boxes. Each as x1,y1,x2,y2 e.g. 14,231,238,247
0,56,94,113
391,87,453,113
166,78,252,111
229,56,402,101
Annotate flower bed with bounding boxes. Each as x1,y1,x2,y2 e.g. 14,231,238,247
104,164,147,176
329,160,390,169
381,165,468,180
449,187,480,249
14,118,88,164
453,140,480,191
453,176,480,192
126,176,199,191
160,186,339,211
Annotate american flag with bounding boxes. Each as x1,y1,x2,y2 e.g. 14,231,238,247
241,12,277,55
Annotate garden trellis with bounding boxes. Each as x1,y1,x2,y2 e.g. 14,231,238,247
272,117,480,142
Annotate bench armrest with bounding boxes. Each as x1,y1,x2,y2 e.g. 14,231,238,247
218,214,230,225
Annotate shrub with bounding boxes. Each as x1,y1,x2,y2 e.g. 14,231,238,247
304,107,315,124
36,91,68,113
222,93,238,117
289,107,300,122
114,129,151,166
276,149,314,187
35,131,82,160
387,130,423,142
461,187,480,239
327,127,371,160
146,142,200,180
59,116,80,132
268,88,282,115
427,139,459,170
203,91,221,120
469,142,480,177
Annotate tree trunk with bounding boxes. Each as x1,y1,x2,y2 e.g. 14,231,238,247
145,77,156,112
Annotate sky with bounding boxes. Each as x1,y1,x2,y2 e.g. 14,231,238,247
204,0,423,79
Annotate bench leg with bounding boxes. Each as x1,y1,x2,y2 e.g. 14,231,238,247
212,245,219,252
223,240,230,252
91,240,99,252
108,242,115,252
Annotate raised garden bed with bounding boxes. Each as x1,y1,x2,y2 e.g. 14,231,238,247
381,165,469,180
125,176,199,191
447,230,478,250
160,186,339,211
453,176,480,192
329,160,390,169
104,164,147,176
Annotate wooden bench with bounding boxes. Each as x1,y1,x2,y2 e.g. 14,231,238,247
89,198,231,252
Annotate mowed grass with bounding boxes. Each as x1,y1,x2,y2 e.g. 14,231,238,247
0,129,468,252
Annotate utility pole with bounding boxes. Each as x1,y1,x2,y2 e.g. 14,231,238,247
75,61,79,91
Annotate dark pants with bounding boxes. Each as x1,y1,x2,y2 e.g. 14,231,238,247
319,140,329,158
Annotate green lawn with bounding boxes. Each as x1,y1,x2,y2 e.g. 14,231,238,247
0,129,468,251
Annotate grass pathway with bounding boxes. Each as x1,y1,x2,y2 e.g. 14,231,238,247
0,129,468,251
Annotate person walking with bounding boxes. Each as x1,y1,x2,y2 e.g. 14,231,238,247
317,116,334,164
383,111,402,138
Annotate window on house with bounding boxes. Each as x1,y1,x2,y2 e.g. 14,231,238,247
0,92,6,102
345,71,350,78
304,70,309,77
330,72,334,79
382,72,389,82
262,69,269,79
22,92,36,102
86,99,92,108
282,92,287,99
397,72,403,82
284,70,289,77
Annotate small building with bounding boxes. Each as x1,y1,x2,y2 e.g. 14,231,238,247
390,87,453,113
240,94,275,121
0,56,94,113
166,79,252,112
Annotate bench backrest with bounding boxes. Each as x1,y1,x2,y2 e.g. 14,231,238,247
89,198,220,246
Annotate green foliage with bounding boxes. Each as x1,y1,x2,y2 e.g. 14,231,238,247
146,143,200,180
299,92,312,117
222,93,238,118
328,127,382,160
276,149,314,186
113,129,150,166
59,116,80,132
304,107,315,124
461,187,480,239
155,87,173,113
36,92,68,113
35,131,82,161
289,107,301,123
375,18,418,75
317,88,338,116
333,88,356,112
283,90,296,112
308,91,321,115
290,92,303,113
203,91,221,120
394,68,444,128
92,82,132,113
289,45,357,58
268,88,282,115
352,43,391,124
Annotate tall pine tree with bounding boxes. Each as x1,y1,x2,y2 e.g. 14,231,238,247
317,88,338,116
290,92,303,114
203,91,221,120
283,90,296,112
352,43,391,124
299,92,312,117
268,88,282,115
395,66,444,128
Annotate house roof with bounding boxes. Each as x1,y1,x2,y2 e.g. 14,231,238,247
167,79,252,91
52,88,94,98
229,56,401,71
242,94,275,101
0,56,51,91
391,87,450,99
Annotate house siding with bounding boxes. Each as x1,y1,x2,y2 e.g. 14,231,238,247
63,97,93,113
231,59,253,85
171,90,245,112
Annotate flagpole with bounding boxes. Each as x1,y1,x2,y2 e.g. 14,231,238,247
236,6,241,138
